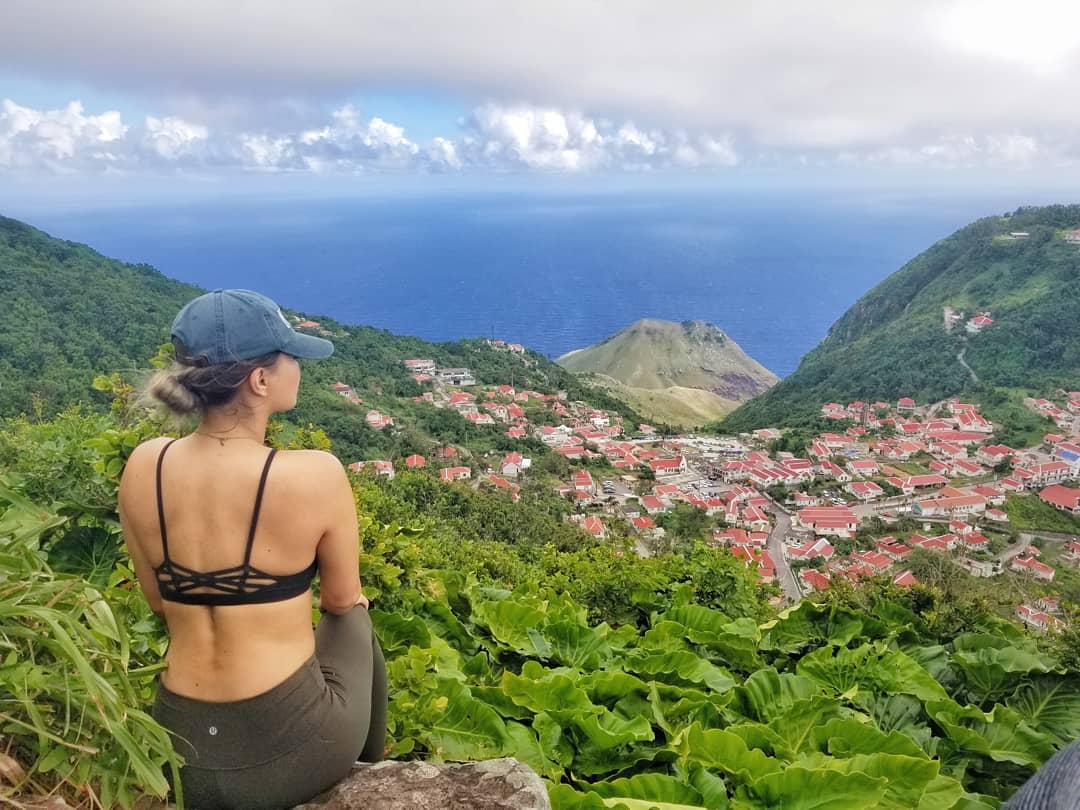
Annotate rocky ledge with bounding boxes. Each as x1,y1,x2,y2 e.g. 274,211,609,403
294,758,550,810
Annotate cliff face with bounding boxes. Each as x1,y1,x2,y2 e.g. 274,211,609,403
557,318,777,426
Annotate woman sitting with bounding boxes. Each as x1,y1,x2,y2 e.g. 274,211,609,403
118,289,386,809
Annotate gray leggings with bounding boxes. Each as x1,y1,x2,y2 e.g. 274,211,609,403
152,606,387,810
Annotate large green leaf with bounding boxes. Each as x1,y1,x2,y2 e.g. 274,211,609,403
726,668,820,723
471,598,551,656
502,662,600,723
576,709,656,750
506,720,565,781
732,766,888,810
797,643,950,704
547,619,612,669
766,696,846,759
926,702,1055,768
798,752,940,809
589,773,706,809
950,638,1056,703
417,678,511,760
915,775,966,810
674,723,782,784
1005,674,1080,746
623,650,736,693
649,682,726,736
808,717,928,760
369,610,432,654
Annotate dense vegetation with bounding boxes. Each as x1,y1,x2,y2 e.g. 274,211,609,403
0,213,642,461
3,373,1079,809
721,205,1080,432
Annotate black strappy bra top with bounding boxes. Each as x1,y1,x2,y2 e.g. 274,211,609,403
154,438,318,606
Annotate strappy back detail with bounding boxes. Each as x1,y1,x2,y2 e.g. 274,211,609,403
153,439,318,606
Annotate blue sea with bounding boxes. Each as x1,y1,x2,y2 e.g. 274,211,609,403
23,189,1008,377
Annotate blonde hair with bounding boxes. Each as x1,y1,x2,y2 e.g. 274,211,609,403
138,339,281,421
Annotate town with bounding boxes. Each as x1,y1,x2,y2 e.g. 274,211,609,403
309,326,1080,635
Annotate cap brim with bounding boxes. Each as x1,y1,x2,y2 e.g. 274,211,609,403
281,330,335,359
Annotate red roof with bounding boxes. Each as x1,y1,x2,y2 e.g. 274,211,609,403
1036,486,1080,509
405,454,426,468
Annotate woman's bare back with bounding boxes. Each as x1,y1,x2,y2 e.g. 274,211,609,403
119,436,357,701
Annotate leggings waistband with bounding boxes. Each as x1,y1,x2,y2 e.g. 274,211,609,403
153,655,330,770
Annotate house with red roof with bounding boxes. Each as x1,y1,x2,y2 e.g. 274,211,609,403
847,481,884,501
404,454,426,469
649,456,687,476
631,515,656,532
505,427,527,439
892,570,918,587
483,474,520,501
641,495,671,515
849,550,893,573
985,507,1009,522
909,533,959,552
795,506,859,538
962,532,990,551
1065,541,1080,565
913,493,987,518
966,314,993,333
365,410,394,430
440,466,472,483
571,469,596,495
582,516,606,538
818,461,851,482
950,458,984,478
1016,604,1053,630
437,446,458,458
500,452,531,477
712,528,748,546
1019,461,1071,488
848,459,881,478
348,460,394,479
801,568,832,592
784,538,835,561
1010,556,1055,581
730,545,776,581
1039,484,1080,515
877,540,912,561
897,397,916,413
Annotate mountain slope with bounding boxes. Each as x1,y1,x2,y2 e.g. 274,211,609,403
722,205,1080,431
0,214,642,447
558,318,777,425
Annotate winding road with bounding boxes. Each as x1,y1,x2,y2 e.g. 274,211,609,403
764,503,801,602
957,344,979,384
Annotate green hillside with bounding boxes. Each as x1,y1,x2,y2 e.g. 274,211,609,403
722,205,1080,432
0,214,641,457
558,319,777,426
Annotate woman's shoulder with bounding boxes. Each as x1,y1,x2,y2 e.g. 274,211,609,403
275,448,348,480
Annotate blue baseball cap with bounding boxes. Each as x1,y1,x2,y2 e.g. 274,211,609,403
171,289,334,363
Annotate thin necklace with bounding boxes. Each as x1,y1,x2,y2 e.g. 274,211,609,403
193,430,264,447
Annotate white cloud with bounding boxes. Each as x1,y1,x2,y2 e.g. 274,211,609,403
1,98,1071,176
4,0,1080,156
0,100,127,168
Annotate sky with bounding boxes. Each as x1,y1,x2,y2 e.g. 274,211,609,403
4,0,1080,201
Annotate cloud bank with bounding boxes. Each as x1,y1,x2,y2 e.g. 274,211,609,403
4,0,1080,154
4,97,1065,176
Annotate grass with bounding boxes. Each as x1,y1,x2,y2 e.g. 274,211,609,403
1004,492,1080,534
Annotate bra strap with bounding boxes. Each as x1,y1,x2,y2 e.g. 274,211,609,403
155,439,180,560
243,449,278,570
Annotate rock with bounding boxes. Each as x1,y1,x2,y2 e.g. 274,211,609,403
294,758,550,810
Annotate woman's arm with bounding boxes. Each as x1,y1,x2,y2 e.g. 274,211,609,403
117,442,166,616
309,452,365,614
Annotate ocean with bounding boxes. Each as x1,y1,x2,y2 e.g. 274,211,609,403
23,189,1003,377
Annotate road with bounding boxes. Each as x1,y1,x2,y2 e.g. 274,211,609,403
957,344,979,384
763,504,801,603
